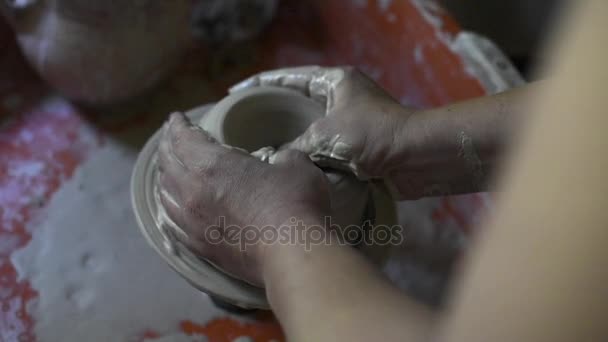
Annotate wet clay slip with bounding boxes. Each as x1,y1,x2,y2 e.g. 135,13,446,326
198,86,372,230
132,87,396,309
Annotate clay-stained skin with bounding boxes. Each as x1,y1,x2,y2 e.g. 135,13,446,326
155,113,333,286
231,66,361,170
156,185,187,256
457,131,484,189
230,66,347,107
250,146,276,163
232,66,424,183
155,142,369,261
250,146,370,233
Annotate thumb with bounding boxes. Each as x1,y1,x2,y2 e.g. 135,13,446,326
283,130,315,155
282,118,334,155
269,149,314,167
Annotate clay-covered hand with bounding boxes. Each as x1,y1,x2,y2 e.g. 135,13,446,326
230,66,413,179
157,112,331,286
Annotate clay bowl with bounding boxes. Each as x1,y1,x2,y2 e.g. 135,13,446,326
199,87,372,231
132,87,396,309
200,86,324,151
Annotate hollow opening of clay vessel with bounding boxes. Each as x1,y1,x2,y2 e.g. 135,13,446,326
203,88,371,232
219,90,324,151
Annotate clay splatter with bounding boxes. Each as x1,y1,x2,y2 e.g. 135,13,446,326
458,131,484,189
11,143,227,341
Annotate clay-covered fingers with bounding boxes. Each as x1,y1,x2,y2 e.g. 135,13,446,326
283,118,330,153
284,117,357,165
229,66,350,107
162,112,227,173
229,66,321,93
158,188,211,258
270,149,331,192
158,187,187,229
159,111,266,207
158,112,218,214
268,148,312,166
158,126,188,204
157,157,184,207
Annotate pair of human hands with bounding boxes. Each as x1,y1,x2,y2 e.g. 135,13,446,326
158,66,412,286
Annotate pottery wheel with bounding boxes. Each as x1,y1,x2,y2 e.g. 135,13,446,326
131,105,396,310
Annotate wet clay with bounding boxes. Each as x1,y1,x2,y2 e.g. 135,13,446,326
132,87,396,308
198,86,371,229
229,67,365,177
132,105,269,309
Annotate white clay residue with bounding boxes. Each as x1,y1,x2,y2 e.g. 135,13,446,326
143,332,208,342
410,0,445,29
458,131,484,188
449,33,526,94
410,0,525,94
11,142,228,342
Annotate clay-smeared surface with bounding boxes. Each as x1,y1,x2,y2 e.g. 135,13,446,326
11,143,227,341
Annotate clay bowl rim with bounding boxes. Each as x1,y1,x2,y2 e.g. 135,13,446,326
132,101,398,310
200,86,325,149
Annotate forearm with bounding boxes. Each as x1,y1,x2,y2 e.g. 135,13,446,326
438,2,608,340
387,83,540,199
262,216,435,341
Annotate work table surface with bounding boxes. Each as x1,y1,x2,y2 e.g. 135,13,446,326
0,1,504,341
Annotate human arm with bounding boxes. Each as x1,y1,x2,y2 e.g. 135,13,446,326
156,1,608,339
392,83,539,197
263,230,434,341
437,2,608,341
158,112,435,341
230,66,538,199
